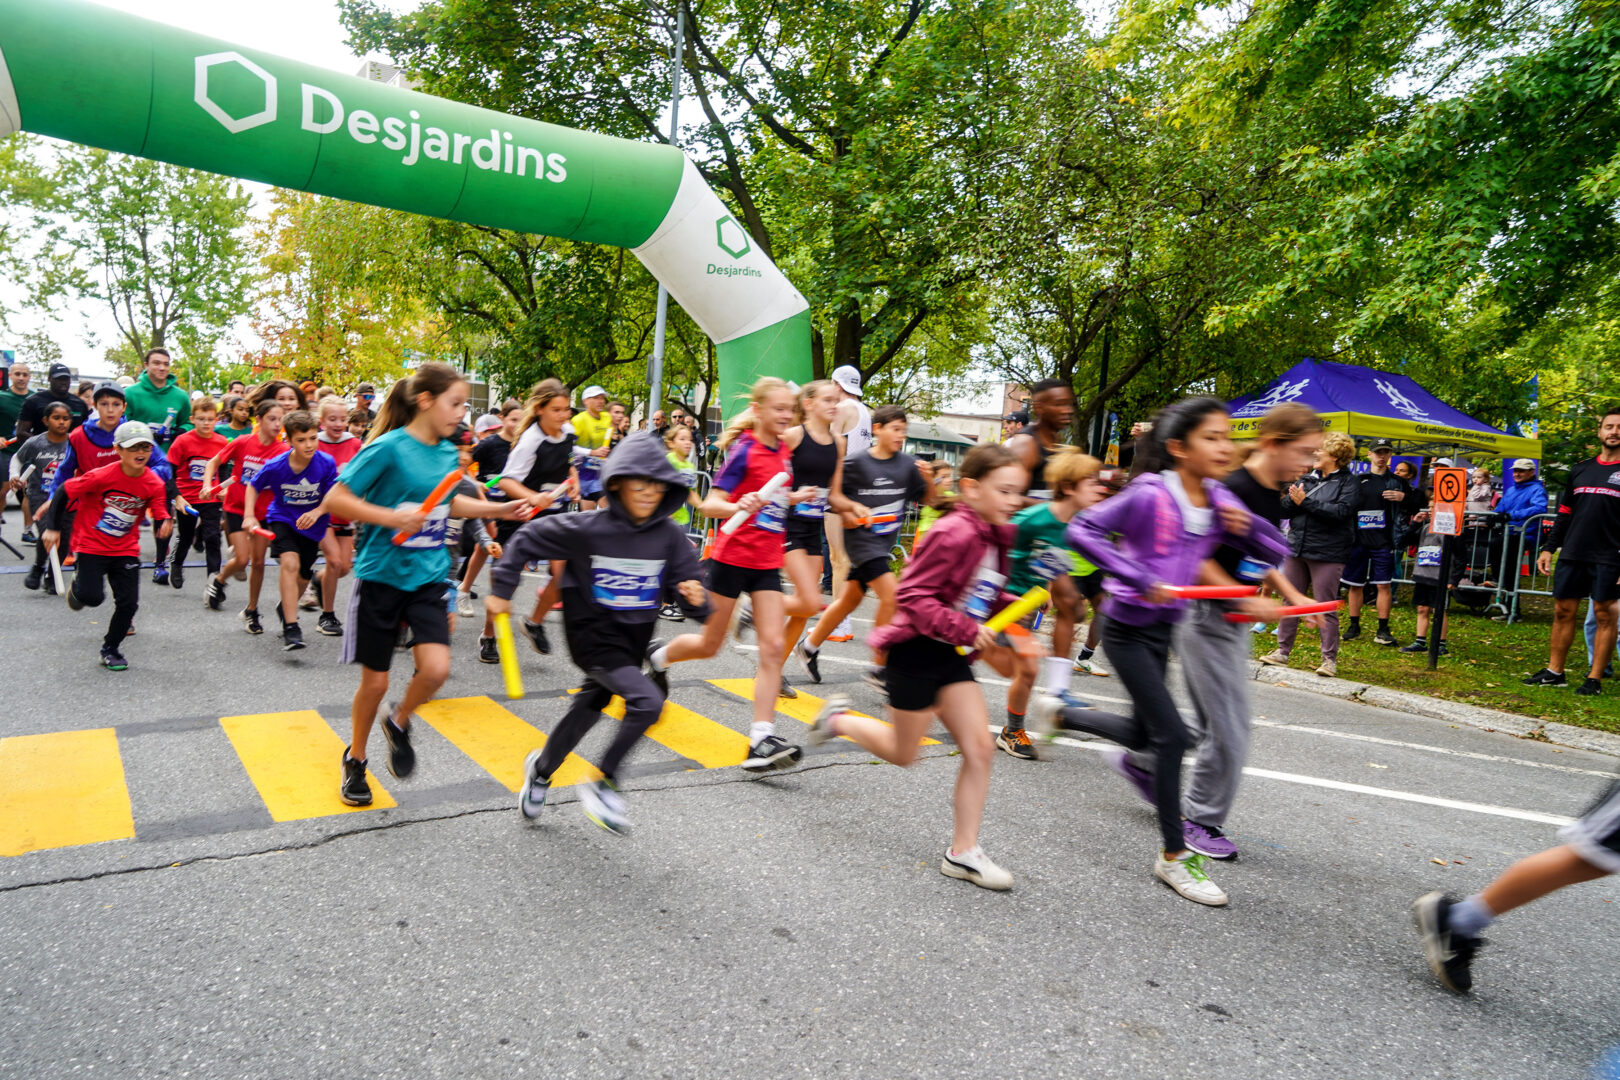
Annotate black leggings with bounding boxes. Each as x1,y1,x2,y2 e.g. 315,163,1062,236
1055,619,1188,853
70,552,141,650
534,665,664,783
171,502,223,576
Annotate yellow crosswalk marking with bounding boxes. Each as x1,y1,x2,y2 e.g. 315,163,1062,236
0,728,134,856
220,711,396,821
417,697,599,789
574,692,750,769
706,680,939,745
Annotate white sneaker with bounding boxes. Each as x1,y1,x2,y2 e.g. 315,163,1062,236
806,695,848,747
456,590,475,618
940,845,1013,891
1315,659,1337,678
1028,692,1063,741
580,779,630,835
1154,852,1228,906
517,748,550,820
1072,656,1110,677
1258,650,1290,667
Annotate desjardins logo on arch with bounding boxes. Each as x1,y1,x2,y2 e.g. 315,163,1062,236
193,51,569,182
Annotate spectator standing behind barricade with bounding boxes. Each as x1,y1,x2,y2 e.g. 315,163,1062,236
0,361,31,527
1342,440,1409,647
1524,406,1620,695
1491,459,1547,622
1262,430,1358,677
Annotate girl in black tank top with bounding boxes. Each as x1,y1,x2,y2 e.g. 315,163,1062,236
790,429,838,526
780,382,847,680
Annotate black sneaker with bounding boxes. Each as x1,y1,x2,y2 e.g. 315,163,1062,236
521,617,550,655
242,608,263,635
206,578,227,611
1523,668,1566,687
317,612,343,636
42,572,56,596
66,584,84,612
339,749,372,806
658,602,685,622
1576,677,1602,696
169,562,184,589
795,640,822,684
282,622,306,652
996,726,1039,760
100,647,128,672
20,529,35,544
1373,630,1398,647
22,565,42,591
478,635,499,664
1341,623,1362,642
740,734,802,772
151,565,169,587
1413,892,1481,993
382,707,416,778
645,641,670,698
1400,639,1427,653
861,666,887,694
777,673,798,700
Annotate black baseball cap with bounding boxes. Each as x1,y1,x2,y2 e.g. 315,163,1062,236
48,363,72,380
1004,410,1030,424
1370,441,1394,452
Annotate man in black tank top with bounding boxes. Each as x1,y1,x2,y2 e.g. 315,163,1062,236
1006,378,1075,503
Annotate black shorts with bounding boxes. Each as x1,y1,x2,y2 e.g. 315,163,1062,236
706,559,781,599
1074,569,1105,600
1412,582,1442,609
1341,546,1395,588
269,521,321,580
785,519,825,555
850,555,892,589
1552,559,1620,603
330,523,355,538
343,578,452,672
224,511,246,536
883,635,976,711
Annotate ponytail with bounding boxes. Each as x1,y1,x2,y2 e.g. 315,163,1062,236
368,362,467,445
1132,396,1228,475
716,376,790,453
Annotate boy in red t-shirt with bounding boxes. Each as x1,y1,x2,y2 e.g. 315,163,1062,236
163,396,229,589
42,422,172,671
312,396,362,632
200,400,288,634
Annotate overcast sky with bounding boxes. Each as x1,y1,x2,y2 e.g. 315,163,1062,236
1,0,388,374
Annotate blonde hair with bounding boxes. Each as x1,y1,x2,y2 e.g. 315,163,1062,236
663,423,693,454
1255,402,1322,443
315,394,348,420
519,378,570,434
1045,448,1102,498
717,376,791,453
1322,431,1356,467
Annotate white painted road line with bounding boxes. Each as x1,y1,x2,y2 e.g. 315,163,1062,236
1252,718,1616,779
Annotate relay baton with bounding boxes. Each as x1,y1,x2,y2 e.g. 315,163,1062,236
250,526,275,540
1223,600,1342,624
957,585,1050,655
492,612,525,699
16,463,36,486
721,472,790,535
851,514,898,526
483,474,503,490
181,503,200,517
47,540,67,595
392,469,465,546
1163,585,1260,599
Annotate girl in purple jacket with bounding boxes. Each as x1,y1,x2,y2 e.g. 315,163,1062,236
803,444,1026,892
1033,397,1288,907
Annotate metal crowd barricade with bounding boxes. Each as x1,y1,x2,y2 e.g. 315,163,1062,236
1492,511,1557,623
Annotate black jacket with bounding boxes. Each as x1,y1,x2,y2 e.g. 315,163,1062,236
1280,467,1358,563
491,431,712,670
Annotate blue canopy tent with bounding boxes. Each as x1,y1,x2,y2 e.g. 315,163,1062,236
1227,359,1541,461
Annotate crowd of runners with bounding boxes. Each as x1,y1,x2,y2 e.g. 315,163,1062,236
5,348,1617,998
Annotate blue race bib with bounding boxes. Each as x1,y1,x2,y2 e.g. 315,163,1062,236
590,556,665,611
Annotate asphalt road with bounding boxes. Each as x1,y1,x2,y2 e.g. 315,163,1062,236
1,537,1617,1079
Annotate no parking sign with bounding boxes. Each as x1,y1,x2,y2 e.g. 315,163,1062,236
1431,467,1467,536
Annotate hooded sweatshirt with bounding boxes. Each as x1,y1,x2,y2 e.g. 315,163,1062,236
867,502,1017,655
51,419,174,499
490,431,712,670
124,372,193,446
1065,471,1288,627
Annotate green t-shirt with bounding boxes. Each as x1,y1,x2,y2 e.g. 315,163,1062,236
1008,502,1096,594
342,427,460,591
215,422,253,441
0,387,28,441
667,450,697,526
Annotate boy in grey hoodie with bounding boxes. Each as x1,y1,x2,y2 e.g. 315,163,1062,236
486,431,712,835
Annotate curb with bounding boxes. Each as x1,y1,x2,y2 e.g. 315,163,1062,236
1247,662,1620,759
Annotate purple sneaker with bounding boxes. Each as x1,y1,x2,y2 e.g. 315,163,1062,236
1104,749,1155,804
1183,820,1238,860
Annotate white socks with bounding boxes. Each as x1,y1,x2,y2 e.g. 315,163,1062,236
750,721,775,745
649,645,671,672
1042,656,1072,694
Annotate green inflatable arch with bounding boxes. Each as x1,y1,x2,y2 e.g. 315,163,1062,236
0,0,810,408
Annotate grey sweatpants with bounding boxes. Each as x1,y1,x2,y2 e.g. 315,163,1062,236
534,664,664,782
1175,601,1252,828
1276,557,1344,660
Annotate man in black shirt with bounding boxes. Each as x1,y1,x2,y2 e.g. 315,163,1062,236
12,363,89,443
1342,441,1411,646
1006,380,1073,503
1525,407,1620,694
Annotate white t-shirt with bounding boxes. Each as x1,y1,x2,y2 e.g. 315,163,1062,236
1162,470,1214,537
841,399,873,457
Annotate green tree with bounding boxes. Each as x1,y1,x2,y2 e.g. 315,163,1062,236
0,138,257,363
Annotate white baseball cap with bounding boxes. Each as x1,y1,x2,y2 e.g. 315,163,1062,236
831,365,862,398
114,421,156,448
1432,457,1455,468
474,414,502,435
1510,458,1536,471
581,385,607,402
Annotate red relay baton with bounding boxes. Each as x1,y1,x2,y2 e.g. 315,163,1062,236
1223,600,1342,624
392,470,465,546
1164,585,1260,599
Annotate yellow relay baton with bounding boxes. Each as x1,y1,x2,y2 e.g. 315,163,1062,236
956,585,1050,655
493,612,526,700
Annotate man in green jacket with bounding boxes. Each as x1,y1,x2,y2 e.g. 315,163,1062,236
124,348,192,449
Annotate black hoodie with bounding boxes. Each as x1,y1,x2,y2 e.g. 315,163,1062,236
491,431,712,670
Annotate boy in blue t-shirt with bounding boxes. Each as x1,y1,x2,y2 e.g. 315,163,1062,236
244,410,340,652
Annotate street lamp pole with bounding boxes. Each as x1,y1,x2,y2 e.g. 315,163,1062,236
648,6,685,421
